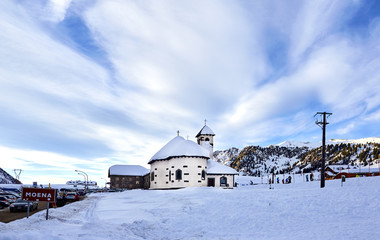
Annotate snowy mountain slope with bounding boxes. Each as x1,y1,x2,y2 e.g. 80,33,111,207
329,137,380,145
0,168,21,184
215,137,380,176
228,145,310,176
276,140,320,148
213,147,239,165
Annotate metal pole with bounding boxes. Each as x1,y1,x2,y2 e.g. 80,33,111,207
321,113,326,188
27,201,30,218
76,170,88,191
46,202,49,220
315,112,332,188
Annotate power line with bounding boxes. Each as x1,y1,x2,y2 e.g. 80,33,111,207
14,169,22,180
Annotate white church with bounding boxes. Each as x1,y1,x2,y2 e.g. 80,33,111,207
148,123,238,189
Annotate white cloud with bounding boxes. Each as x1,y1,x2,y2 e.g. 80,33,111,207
1,0,380,184
43,0,72,22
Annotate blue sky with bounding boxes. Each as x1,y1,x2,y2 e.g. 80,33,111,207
1,0,380,184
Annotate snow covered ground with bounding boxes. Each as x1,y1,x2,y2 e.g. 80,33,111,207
1,177,380,240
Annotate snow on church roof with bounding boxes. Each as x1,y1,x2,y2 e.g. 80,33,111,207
149,136,210,164
196,125,215,137
109,165,150,176
207,159,238,175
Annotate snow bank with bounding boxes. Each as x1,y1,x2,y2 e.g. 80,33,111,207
1,177,380,239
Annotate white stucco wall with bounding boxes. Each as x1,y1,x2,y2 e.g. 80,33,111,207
150,157,208,189
207,174,235,188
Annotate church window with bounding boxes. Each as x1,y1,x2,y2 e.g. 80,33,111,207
184,173,189,175
176,169,182,180
136,181,139,185
220,177,227,186
184,180,189,183
205,138,209,141
201,170,206,180
169,170,171,181
151,172,154,181
183,165,188,168
198,166,202,168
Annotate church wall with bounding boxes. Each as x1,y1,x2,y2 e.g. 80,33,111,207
207,174,235,188
150,157,208,189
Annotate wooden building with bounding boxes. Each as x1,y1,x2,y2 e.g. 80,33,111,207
108,165,150,190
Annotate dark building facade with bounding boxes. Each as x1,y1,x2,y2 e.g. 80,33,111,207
108,165,150,190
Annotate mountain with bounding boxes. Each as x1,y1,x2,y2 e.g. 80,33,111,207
213,147,239,165
228,145,310,176
0,168,22,184
294,142,380,173
214,137,380,176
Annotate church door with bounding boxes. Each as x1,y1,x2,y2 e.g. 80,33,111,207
207,178,215,187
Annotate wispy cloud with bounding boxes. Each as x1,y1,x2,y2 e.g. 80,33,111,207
0,0,380,183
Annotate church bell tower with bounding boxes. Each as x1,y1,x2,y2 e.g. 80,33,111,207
196,120,215,158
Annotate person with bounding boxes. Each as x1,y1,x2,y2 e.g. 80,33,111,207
277,177,280,184
306,174,309,182
288,176,292,184
310,172,314,181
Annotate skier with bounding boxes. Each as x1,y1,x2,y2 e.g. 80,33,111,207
306,174,309,182
288,176,292,184
310,172,314,181
277,177,279,184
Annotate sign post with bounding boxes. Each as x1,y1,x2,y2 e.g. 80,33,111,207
341,175,346,187
22,188,56,220
26,202,30,218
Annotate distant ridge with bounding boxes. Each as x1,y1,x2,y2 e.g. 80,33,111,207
276,137,380,149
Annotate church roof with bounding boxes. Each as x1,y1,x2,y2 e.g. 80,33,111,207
108,165,149,176
148,136,210,164
195,125,215,137
207,159,238,175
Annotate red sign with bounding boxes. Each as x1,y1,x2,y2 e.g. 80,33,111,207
22,188,56,202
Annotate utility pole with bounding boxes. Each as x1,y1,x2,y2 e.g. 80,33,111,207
315,112,332,188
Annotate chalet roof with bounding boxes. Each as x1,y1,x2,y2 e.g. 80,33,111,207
196,125,215,137
108,165,149,176
148,136,210,164
207,159,238,175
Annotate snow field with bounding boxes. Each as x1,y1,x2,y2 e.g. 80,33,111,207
1,177,380,240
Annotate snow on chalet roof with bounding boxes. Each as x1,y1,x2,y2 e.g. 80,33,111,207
148,136,210,164
109,165,149,176
196,125,215,137
207,159,238,175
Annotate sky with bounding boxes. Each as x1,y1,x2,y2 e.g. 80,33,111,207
1,0,380,185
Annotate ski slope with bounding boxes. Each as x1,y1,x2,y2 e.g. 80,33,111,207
1,177,380,240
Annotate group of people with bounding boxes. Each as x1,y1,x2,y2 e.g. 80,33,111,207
305,172,314,182
267,172,316,184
